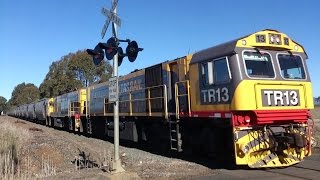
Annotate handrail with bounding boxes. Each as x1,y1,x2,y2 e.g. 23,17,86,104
104,84,169,120
68,101,83,117
85,88,89,118
163,84,168,119
175,80,191,119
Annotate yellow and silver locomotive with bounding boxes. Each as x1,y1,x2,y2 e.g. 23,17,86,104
187,29,314,167
10,29,314,168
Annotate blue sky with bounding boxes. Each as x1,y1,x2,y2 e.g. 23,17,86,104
0,0,319,100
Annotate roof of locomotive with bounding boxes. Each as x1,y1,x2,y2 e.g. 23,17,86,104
190,29,307,65
190,39,238,65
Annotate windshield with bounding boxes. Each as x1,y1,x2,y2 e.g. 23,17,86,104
277,54,306,79
243,51,275,78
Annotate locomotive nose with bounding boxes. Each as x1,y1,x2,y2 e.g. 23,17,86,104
255,83,306,109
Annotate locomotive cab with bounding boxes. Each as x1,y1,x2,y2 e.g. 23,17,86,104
188,29,314,168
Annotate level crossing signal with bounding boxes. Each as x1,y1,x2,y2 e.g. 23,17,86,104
126,41,143,62
87,37,143,66
86,44,105,66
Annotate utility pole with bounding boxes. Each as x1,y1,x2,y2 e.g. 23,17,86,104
110,4,124,174
86,0,142,173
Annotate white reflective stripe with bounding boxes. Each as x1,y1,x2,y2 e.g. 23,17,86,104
225,113,231,118
193,115,198,117
208,61,213,84
214,113,221,117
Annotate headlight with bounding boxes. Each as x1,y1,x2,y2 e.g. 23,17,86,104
269,33,281,45
242,40,247,46
241,144,250,154
270,35,275,43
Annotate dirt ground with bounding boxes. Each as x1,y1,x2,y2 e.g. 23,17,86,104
311,106,320,148
0,116,215,179
1,112,320,180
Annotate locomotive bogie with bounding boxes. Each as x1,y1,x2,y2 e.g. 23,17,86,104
234,125,309,168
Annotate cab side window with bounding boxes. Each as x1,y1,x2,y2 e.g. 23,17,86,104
201,57,231,85
214,58,231,83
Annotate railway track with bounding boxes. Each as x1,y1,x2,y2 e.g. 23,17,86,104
186,153,320,180
265,157,320,180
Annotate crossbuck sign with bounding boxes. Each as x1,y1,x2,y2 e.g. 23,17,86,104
101,0,122,39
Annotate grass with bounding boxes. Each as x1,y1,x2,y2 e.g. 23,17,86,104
310,106,320,148
310,105,320,119
0,117,57,179
0,120,31,179
314,126,320,148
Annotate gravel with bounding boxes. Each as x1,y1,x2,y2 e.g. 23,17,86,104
0,116,215,179
2,115,319,179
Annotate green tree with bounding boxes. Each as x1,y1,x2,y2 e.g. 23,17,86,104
9,83,40,106
0,96,7,112
40,49,113,98
68,50,113,86
39,55,82,98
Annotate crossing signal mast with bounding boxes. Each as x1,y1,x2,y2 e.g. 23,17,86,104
86,0,143,174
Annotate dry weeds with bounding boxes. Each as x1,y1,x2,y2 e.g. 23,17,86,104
314,126,320,148
0,117,57,179
14,120,26,125
0,120,31,179
311,106,320,119
29,127,43,132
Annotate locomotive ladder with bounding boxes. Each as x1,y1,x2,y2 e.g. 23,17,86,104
169,119,182,152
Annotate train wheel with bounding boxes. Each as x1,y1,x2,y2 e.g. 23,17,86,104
46,117,50,126
86,118,92,135
79,118,85,133
63,118,70,131
215,126,235,169
69,118,74,132
50,118,54,127
92,118,106,138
